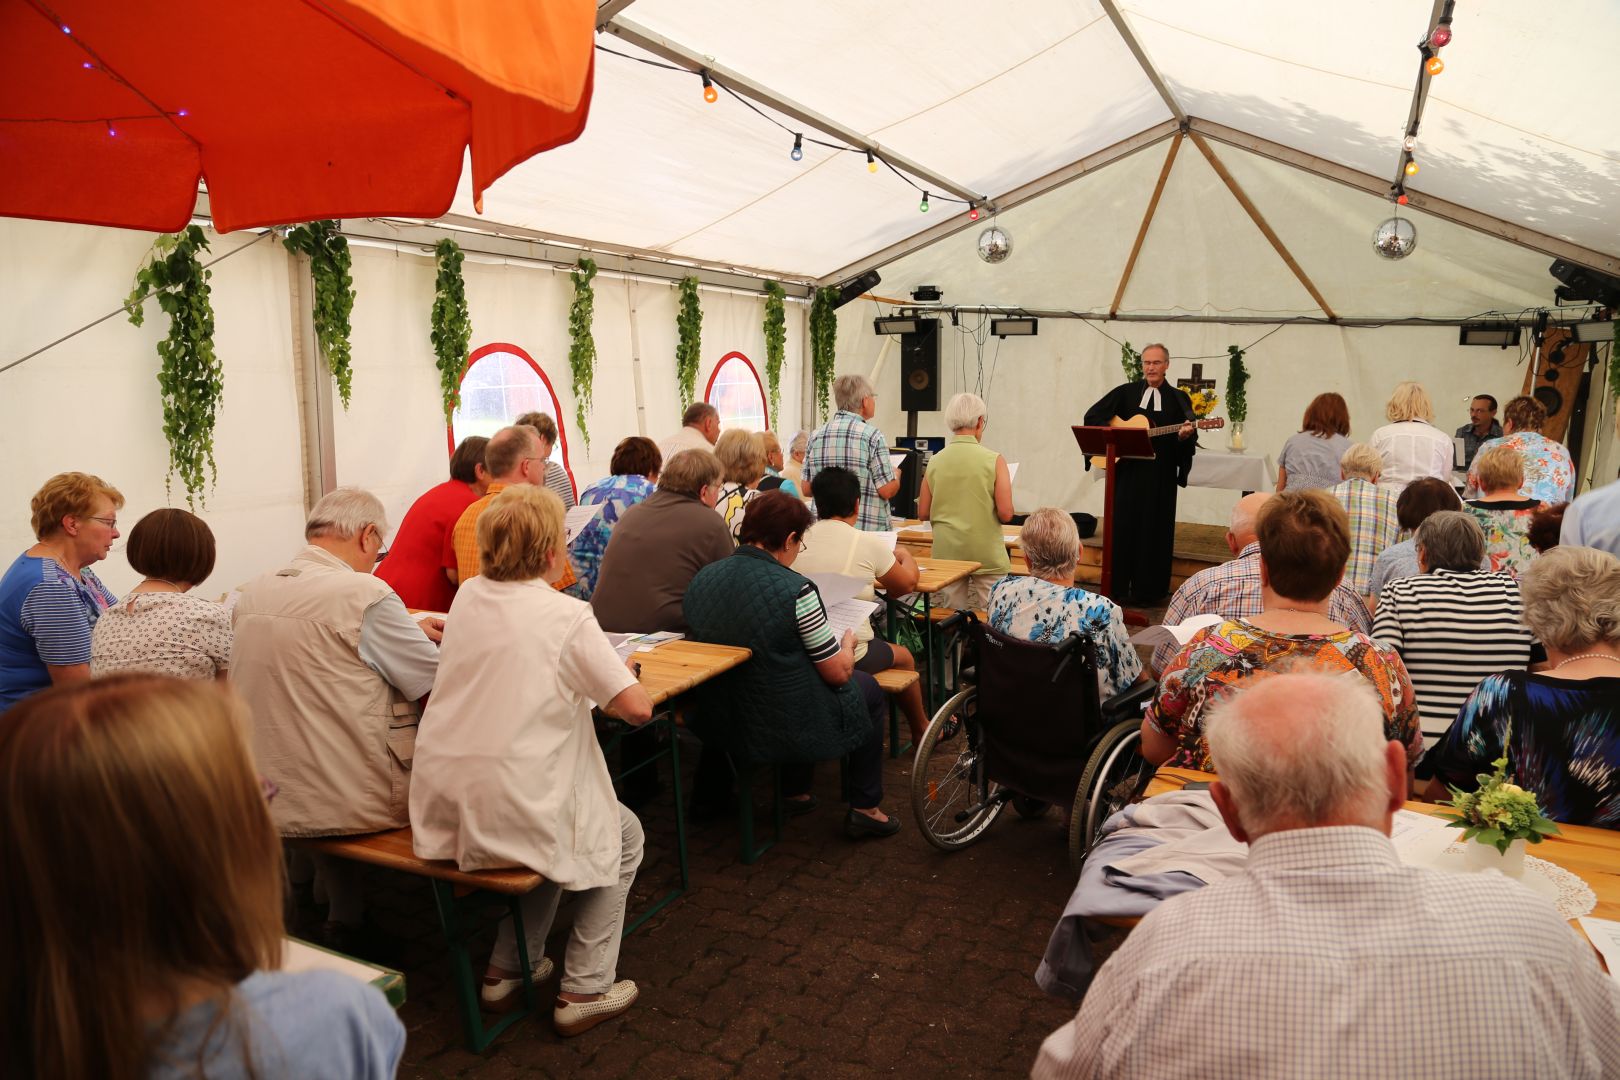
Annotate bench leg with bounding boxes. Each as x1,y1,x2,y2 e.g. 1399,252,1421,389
431,882,535,1053
622,716,690,937
887,692,913,759
735,761,783,865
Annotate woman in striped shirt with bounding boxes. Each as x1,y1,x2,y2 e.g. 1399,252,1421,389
1371,511,1535,752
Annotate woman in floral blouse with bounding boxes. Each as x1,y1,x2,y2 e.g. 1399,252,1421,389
1463,395,1575,505
1464,445,1542,578
1143,490,1422,773
90,509,230,681
988,508,1142,699
567,437,661,600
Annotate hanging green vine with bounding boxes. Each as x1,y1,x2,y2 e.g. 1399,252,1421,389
283,220,356,408
1119,340,1143,383
123,226,222,508
763,281,787,428
569,257,599,450
430,238,470,423
810,285,839,420
676,275,702,411
1226,344,1250,424
1609,320,1620,413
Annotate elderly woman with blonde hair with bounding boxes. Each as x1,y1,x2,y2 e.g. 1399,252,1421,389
919,392,1014,611
1464,444,1542,577
1369,381,1454,492
1,472,123,712
714,428,769,542
1426,545,1620,827
757,430,802,498
411,484,654,1034
988,508,1142,698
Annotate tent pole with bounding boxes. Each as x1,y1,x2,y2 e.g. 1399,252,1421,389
1188,132,1339,322
1110,133,1183,317
287,255,336,510
1098,0,1187,124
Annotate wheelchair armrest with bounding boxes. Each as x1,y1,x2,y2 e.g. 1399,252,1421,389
1100,679,1157,727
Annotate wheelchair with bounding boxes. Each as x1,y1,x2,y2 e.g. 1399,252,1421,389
909,612,1157,868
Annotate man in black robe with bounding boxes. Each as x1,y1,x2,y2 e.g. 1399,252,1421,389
1083,343,1197,605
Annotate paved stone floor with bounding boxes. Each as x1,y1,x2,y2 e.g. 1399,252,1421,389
361,734,1085,1078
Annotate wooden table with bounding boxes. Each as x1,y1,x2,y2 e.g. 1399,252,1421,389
631,639,752,706
1148,768,1620,927
879,557,980,716
897,520,1029,576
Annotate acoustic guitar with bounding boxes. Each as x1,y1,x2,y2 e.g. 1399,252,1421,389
1089,415,1225,471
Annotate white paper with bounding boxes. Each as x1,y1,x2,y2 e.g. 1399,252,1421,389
564,503,603,545
805,572,869,609
606,630,683,660
1007,462,1020,483
1577,917,1620,978
902,520,933,534
871,530,899,551
889,452,907,473
824,597,882,640
1390,808,1450,844
1128,613,1225,648
283,938,386,986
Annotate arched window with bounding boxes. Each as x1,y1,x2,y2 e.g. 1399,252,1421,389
705,351,769,431
448,343,575,495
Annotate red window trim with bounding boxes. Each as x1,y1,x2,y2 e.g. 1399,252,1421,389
703,350,770,431
446,342,577,499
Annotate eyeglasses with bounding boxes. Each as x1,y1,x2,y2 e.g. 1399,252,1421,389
87,516,118,529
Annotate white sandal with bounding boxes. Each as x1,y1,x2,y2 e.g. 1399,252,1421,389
552,980,639,1036
479,956,555,1013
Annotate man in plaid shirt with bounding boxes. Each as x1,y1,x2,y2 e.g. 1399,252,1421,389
1152,493,1370,673
803,373,899,531
1329,442,1401,596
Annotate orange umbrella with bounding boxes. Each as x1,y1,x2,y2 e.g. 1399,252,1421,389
0,0,595,233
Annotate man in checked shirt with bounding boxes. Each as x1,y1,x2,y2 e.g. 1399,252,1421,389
1033,672,1620,1080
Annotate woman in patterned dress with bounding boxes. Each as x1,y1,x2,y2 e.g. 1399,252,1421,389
1464,444,1543,578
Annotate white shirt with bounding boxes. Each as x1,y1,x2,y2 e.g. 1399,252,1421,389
1369,420,1454,493
793,518,896,657
409,576,636,889
1033,826,1620,1080
659,425,715,463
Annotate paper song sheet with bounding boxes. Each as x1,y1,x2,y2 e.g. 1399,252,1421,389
564,503,603,545
889,451,907,473
1578,917,1620,978
1128,613,1225,649
1007,462,1020,484
824,598,881,640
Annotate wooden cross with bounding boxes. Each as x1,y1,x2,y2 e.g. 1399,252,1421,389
1176,363,1216,395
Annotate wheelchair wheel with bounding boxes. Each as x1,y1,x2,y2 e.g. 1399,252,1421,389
1011,795,1050,820
911,688,1005,850
1068,719,1154,870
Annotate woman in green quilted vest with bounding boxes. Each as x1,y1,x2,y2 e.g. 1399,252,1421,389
684,492,899,839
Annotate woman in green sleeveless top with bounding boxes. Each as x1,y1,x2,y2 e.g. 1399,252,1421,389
919,393,1014,612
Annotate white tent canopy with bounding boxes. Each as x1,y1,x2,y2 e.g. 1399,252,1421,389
3,2,1617,596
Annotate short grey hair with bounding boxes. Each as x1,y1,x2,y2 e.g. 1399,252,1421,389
1228,493,1270,543
1205,672,1391,837
944,392,987,433
1416,511,1485,573
305,487,387,541
1140,342,1169,361
789,430,809,456
834,374,876,413
1521,546,1620,653
1339,442,1383,481
1020,508,1080,581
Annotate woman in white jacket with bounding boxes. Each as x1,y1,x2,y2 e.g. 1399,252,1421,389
1369,381,1454,493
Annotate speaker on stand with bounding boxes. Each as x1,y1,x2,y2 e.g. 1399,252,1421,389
1523,326,1593,462
894,320,941,516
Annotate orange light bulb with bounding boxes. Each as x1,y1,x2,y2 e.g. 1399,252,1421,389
1426,56,1445,75
1405,161,1420,176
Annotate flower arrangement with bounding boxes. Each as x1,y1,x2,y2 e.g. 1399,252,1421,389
1186,388,1220,418
1437,724,1560,854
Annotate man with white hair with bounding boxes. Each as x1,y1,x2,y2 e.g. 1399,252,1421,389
1033,672,1620,1079
1329,442,1401,595
660,401,722,462
803,373,900,531
781,430,809,492
232,487,442,952
1152,492,1369,673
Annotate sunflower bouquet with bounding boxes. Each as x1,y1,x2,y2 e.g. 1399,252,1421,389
1186,388,1220,418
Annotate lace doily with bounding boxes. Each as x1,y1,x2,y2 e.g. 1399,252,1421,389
1438,839,1598,919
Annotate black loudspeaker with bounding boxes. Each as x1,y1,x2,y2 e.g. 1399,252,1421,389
831,269,881,309
899,320,940,412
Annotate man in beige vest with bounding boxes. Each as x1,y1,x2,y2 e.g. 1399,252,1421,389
232,488,441,951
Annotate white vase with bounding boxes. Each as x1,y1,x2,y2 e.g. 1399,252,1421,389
1227,421,1246,453
1463,837,1527,878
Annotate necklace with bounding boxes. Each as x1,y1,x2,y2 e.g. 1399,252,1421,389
140,578,186,592
1554,652,1620,670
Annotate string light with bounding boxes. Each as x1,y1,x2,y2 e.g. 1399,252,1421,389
1429,24,1452,48
105,122,116,137
81,61,93,69
701,72,717,104
1403,134,1417,152
919,191,930,213
177,109,189,117
968,205,980,221
59,24,70,33
1426,56,1445,75
790,133,803,161
866,150,877,174
1397,192,1410,205
1405,160,1420,176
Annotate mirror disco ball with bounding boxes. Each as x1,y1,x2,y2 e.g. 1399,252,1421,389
1372,217,1417,259
977,225,1013,264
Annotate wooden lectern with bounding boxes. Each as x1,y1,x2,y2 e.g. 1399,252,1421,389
1072,424,1156,601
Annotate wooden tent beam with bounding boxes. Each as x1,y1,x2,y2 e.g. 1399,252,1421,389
1110,132,1182,316
1188,131,1338,322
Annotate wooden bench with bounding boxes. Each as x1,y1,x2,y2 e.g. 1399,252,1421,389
291,828,543,1053
873,667,920,758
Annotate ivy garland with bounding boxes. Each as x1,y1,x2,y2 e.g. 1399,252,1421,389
676,275,702,410
809,285,839,420
569,257,599,450
123,226,222,508
763,281,787,428
1610,320,1620,418
283,220,356,408
1119,340,1143,383
1226,344,1250,424
430,239,471,423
